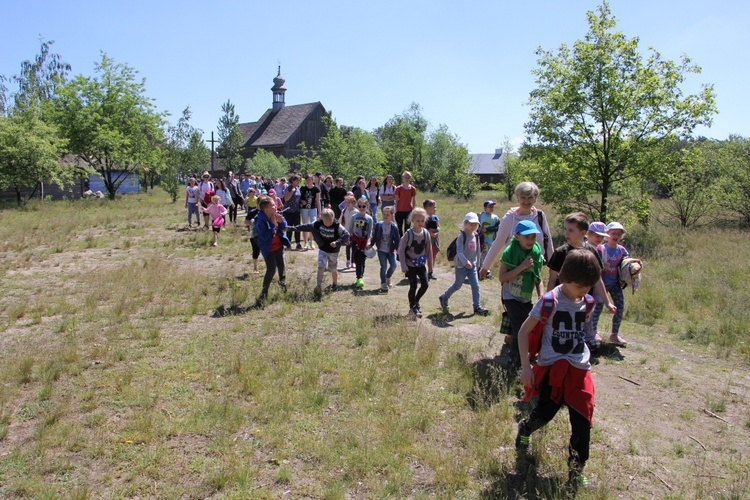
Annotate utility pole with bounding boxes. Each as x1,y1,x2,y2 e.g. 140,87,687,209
206,131,219,175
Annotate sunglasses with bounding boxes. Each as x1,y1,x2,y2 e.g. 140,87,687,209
357,205,368,208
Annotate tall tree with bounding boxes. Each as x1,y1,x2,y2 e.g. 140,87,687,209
12,39,71,114
217,100,244,172
499,138,524,201
523,1,717,221
51,53,166,199
247,149,288,180
718,135,750,225
426,124,478,199
375,102,427,184
343,128,386,181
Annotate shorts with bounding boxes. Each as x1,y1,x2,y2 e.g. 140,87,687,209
317,250,338,273
301,208,318,225
212,226,221,233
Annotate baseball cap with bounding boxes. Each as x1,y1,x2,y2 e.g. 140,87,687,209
606,221,626,233
514,220,541,236
464,212,480,224
588,221,608,236
483,200,496,208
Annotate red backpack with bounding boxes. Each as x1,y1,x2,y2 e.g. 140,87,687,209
528,291,595,361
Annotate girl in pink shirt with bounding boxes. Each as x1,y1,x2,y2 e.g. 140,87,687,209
202,195,228,246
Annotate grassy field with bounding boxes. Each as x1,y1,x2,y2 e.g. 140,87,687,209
0,189,748,498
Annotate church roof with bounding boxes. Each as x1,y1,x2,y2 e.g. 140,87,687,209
240,102,324,148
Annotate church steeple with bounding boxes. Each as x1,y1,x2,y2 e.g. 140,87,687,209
271,66,286,112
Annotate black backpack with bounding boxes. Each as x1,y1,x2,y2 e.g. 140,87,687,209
446,231,479,261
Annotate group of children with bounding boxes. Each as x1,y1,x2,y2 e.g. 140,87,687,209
202,182,639,490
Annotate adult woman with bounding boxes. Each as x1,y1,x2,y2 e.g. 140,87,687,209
479,181,554,277
299,174,322,250
379,174,396,212
197,171,214,229
321,174,334,208
283,174,303,250
366,176,380,222
185,176,201,229
394,171,417,236
329,177,347,220
215,179,233,216
352,177,367,203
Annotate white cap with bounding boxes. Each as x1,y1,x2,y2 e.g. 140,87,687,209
464,212,480,224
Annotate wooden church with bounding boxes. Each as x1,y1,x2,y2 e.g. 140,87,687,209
239,68,327,161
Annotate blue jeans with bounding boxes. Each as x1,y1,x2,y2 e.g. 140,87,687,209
187,202,200,225
442,265,481,310
370,202,379,223
377,250,397,284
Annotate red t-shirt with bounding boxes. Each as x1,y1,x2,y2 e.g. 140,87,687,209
395,184,416,212
269,231,282,252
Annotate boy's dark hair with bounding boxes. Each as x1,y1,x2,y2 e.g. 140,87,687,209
423,199,436,208
564,212,590,231
258,196,273,211
558,249,601,288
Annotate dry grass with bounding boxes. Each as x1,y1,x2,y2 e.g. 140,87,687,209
0,189,747,497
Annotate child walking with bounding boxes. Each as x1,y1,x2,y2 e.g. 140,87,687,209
244,206,261,273
201,195,228,246
255,196,291,304
516,249,601,491
371,206,400,292
288,208,350,297
585,221,608,347
350,198,374,290
339,194,357,269
591,222,629,346
497,220,544,368
479,200,500,265
399,208,434,319
438,212,489,316
424,199,440,280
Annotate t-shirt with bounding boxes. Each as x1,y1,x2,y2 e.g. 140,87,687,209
547,242,603,289
378,222,393,253
379,185,395,200
395,185,416,212
479,212,500,245
198,180,214,201
186,186,200,204
300,185,320,211
530,286,591,370
283,186,301,212
598,244,629,286
350,212,373,239
454,230,479,269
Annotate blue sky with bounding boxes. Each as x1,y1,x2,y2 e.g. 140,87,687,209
2,0,747,153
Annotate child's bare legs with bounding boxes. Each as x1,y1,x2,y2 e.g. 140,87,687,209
331,270,338,286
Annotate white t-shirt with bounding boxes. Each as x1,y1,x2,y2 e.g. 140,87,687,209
530,286,590,370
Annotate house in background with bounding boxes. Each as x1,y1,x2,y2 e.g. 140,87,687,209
469,148,506,185
239,68,327,163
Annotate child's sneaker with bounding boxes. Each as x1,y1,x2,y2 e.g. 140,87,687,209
355,278,364,289
346,260,351,269
474,306,490,316
386,278,392,288
438,294,449,312
313,286,322,298
428,272,436,280
408,308,418,320
415,306,423,318
296,243,303,251
609,333,627,346
515,421,531,451
279,282,287,293
380,283,389,292
567,468,594,491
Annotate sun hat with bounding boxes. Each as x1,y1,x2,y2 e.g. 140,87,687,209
483,200,496,208
514,220,541,236
364,246,376,259
588,221,608,236
201,171,210,178
606,221,626,233
464,212,480,224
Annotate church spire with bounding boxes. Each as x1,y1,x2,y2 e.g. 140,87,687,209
271,66,286,112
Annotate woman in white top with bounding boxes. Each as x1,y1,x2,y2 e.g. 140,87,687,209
197,171,214,229
379,174,396,211
185,177,201,228
479,181,554,282
367,176,380,222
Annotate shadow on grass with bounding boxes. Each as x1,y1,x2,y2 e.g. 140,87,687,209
461,344,523,410
480,453,565,499
589,343,625,366
427,311,470,328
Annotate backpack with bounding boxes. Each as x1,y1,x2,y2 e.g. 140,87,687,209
619,257,643,294
446,231,479,261
528,291,595,361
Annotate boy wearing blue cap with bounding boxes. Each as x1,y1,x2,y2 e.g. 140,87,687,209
498,220,546,369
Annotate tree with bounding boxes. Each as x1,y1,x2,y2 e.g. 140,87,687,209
247,149,288,180
499,138,524,201
426,125,478,199
316,116,349,180
217,100,244,172
0,113,69,203
718,135,750,225
162,107,209,202
523,1,717,222
343,128,386,181
12,39,71,114
658,139,721,228
51,53,166,199
375,102,427,185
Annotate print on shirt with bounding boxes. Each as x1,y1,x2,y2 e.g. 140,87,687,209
550,310,587,355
